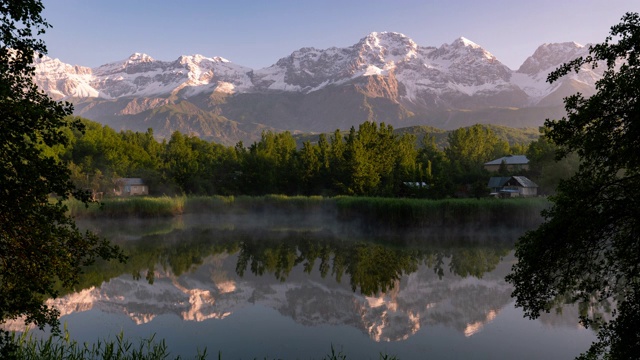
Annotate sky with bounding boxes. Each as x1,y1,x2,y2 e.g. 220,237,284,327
40,0,639,71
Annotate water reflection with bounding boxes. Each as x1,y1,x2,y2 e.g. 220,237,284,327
3,216,594,358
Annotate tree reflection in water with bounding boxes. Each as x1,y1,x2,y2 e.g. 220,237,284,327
234,233,510,296
75,225,511,298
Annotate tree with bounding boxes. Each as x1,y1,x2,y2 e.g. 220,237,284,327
328,129,348,194
525,127,580,195
417,134,452,198
241,131,298,195
0,1,124,331
445,124,508,174
506,13,640,359
444,124,507,197
164,131,198,193
298,141,321,195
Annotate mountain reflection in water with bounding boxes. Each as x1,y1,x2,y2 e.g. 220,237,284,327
3,215,595,359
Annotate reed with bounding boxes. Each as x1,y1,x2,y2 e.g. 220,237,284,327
234,194,328,213
182,195,235,213
67,196,185,218
334,196,549,229
1,327,207,360
1,329,397,359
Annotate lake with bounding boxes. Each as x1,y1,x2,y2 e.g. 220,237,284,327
7,213,595,359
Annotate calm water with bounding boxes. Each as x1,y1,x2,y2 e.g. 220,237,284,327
8,215,595,359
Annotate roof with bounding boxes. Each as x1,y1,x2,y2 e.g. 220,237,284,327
488,176,538,188
484,155,529,166
488,177,510,188
510,176,538,188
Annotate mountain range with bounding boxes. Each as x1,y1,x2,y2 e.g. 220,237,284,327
34,32,603,145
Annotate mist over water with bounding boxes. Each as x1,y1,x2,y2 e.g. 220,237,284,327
77,197,545,242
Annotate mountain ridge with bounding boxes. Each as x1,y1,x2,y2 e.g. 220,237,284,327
34,32,607,144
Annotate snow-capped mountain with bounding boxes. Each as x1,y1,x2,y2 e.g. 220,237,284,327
251,32,419,93
512,42,602,104
35,52,253,100
32,32,608,143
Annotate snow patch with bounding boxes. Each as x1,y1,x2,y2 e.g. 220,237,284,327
458,37,481,49
214,81,236,94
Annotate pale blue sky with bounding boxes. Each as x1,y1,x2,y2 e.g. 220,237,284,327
41,0,639,70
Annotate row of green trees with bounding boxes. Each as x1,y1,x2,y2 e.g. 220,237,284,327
54,118,576,198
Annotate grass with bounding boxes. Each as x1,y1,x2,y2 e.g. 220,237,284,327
334,196,549,229
66,195,330,218
66,196,185,218
1,329,397,360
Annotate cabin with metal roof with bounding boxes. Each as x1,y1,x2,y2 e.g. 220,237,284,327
488,176,538,197
114,178,148,196
484,155,529,172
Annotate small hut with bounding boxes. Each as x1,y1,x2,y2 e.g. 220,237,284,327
488,176,538,197
114,178,148,196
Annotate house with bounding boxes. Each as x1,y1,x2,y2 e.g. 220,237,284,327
484,155,529,172
114,178,149,196
488,176,538,197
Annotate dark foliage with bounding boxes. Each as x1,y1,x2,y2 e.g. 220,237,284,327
506,13,640,359
0,0,124,331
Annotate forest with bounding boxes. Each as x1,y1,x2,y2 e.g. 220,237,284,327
52,117,578,199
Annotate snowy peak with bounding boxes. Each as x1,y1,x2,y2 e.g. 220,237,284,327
414,36,512,92
517,42,587,76
34,54,92,76
510,41,605,103
456,36,482,49
94,53,163,77
253,32,423,93
34,52,253,99
126,52,155,64
356,31,418,63
178,54,230,65
431,36,498,62
33,55,98,99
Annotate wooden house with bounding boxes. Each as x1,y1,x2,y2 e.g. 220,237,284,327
488,176,538,197
114,178,148,196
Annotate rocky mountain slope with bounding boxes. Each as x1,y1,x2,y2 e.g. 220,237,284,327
34,33,606,144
